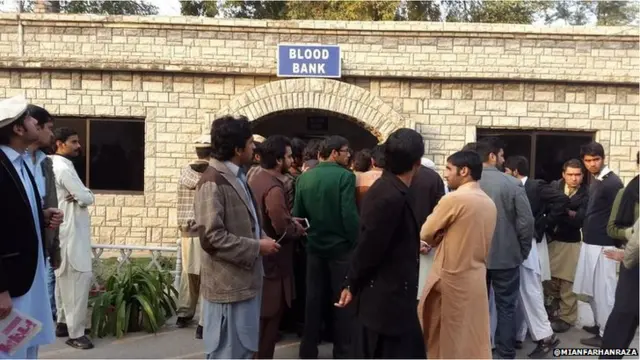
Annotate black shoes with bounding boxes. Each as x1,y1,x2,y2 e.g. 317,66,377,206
528,334,560,358
195,325,203,339
65,335,94,350
176,317,193,328
580,335,603,348
583,325,600,336
551,319,572,333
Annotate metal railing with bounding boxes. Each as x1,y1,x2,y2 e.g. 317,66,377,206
91,239,182,290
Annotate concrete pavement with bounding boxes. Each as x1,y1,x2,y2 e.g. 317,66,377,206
40,323,638,359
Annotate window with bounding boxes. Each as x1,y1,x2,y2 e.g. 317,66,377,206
477,129,594,183
53,118,145,193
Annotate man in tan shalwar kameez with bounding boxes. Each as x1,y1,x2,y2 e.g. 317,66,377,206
418,151,497,359
175,135,211,339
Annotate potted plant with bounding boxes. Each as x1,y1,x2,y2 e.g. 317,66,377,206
89,264,178,338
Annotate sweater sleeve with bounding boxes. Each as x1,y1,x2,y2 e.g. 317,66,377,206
340,172,360,245
607,189,627,242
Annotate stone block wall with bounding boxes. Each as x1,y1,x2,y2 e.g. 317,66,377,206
0,14,637,83
0,15,638,246
2,70,637,247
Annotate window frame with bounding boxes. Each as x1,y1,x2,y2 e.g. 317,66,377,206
54,116,146,195
476,128,596,179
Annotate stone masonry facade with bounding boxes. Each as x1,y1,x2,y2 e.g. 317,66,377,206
0,14,638,247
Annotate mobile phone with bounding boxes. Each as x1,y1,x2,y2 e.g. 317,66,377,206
295,217,310,230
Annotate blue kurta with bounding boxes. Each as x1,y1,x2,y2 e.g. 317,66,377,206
0,146,55,359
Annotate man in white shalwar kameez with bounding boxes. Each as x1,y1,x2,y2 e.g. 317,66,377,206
51,127,95,350
505,156,565,357
0,96,61,359
572,142,623,348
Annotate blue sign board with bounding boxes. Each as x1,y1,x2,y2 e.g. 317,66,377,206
277,44,341,78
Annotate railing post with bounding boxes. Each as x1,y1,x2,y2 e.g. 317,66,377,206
173,238,182,291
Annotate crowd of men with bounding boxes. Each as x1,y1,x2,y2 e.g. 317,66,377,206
0,93,638,360
173,113,638,359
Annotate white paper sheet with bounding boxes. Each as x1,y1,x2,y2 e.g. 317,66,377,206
0,310,42,355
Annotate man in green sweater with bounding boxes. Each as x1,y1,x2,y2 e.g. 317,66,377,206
294,135,359,359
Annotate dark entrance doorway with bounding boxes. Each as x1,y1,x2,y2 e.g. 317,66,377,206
251,109,379,151
477,129,595,183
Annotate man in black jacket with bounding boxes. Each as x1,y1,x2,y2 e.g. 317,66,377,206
572,142,624,348
0,95,63,358
335,128,426,359
544,159,589,333
505,156,565,357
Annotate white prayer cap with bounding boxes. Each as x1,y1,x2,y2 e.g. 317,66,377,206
253,134,265,144
0,95,28,129
421,157,437,170
193,134,211,148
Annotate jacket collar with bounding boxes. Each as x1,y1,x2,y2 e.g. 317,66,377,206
210,158,254,212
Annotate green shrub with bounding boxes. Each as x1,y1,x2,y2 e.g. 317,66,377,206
89,264,178,338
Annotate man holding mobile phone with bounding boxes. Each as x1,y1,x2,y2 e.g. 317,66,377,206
248,135,306,359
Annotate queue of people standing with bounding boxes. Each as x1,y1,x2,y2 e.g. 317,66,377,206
1,95,96,359
177,112,638,360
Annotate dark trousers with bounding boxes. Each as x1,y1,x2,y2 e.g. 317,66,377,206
600,264,639,359
259,296,286,359
47,259,57,321
352,318,426,359
299,252,353,359
487,267,520,359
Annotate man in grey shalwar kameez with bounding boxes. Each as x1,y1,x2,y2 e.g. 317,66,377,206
193,116,280,359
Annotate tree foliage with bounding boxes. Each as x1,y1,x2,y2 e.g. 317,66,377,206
544,0,639,26
18,0,158,15
180,0,219,17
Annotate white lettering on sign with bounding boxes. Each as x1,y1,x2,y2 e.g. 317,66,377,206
288,48,330,60
292,63,326,74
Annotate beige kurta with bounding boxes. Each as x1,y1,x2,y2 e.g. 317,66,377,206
418,182,497,359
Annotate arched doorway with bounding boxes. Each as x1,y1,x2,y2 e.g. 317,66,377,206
215,78,407,147
252,109,378,150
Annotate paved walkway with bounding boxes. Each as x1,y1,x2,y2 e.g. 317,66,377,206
40,322,638,359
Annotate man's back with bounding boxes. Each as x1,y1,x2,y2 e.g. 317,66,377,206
478,166,534,270
293,161,359,258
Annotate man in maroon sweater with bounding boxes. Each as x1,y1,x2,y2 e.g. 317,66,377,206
248,135,306,359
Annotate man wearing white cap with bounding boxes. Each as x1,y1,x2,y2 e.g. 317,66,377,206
175,135,211,339
0,95,63,359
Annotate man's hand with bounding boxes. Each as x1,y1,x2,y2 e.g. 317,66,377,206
567,210,577,218
65,194,76,202
259,238,281,256
334,288,352,308
293,221,307,237
420,241,432,255
604,249,624,262
43,208,64,229
0,291,12,320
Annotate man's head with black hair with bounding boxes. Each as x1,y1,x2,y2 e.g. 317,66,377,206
210,115,254,166
27,105,55,151
303,138,322,162
463,137,505,170
353,149,372,172
562,158,584,189
290,137,306,169
580,141,605,176
383,128,424,176
0,107,39,147
260,135,292,174
504,155,530,179
445,150,483,190
54,127,81,158
371,144,386,169
319,135,350,167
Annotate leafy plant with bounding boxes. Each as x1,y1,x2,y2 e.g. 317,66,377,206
89,264,178,338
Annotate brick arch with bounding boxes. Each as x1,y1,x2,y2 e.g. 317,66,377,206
215,78,407,141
